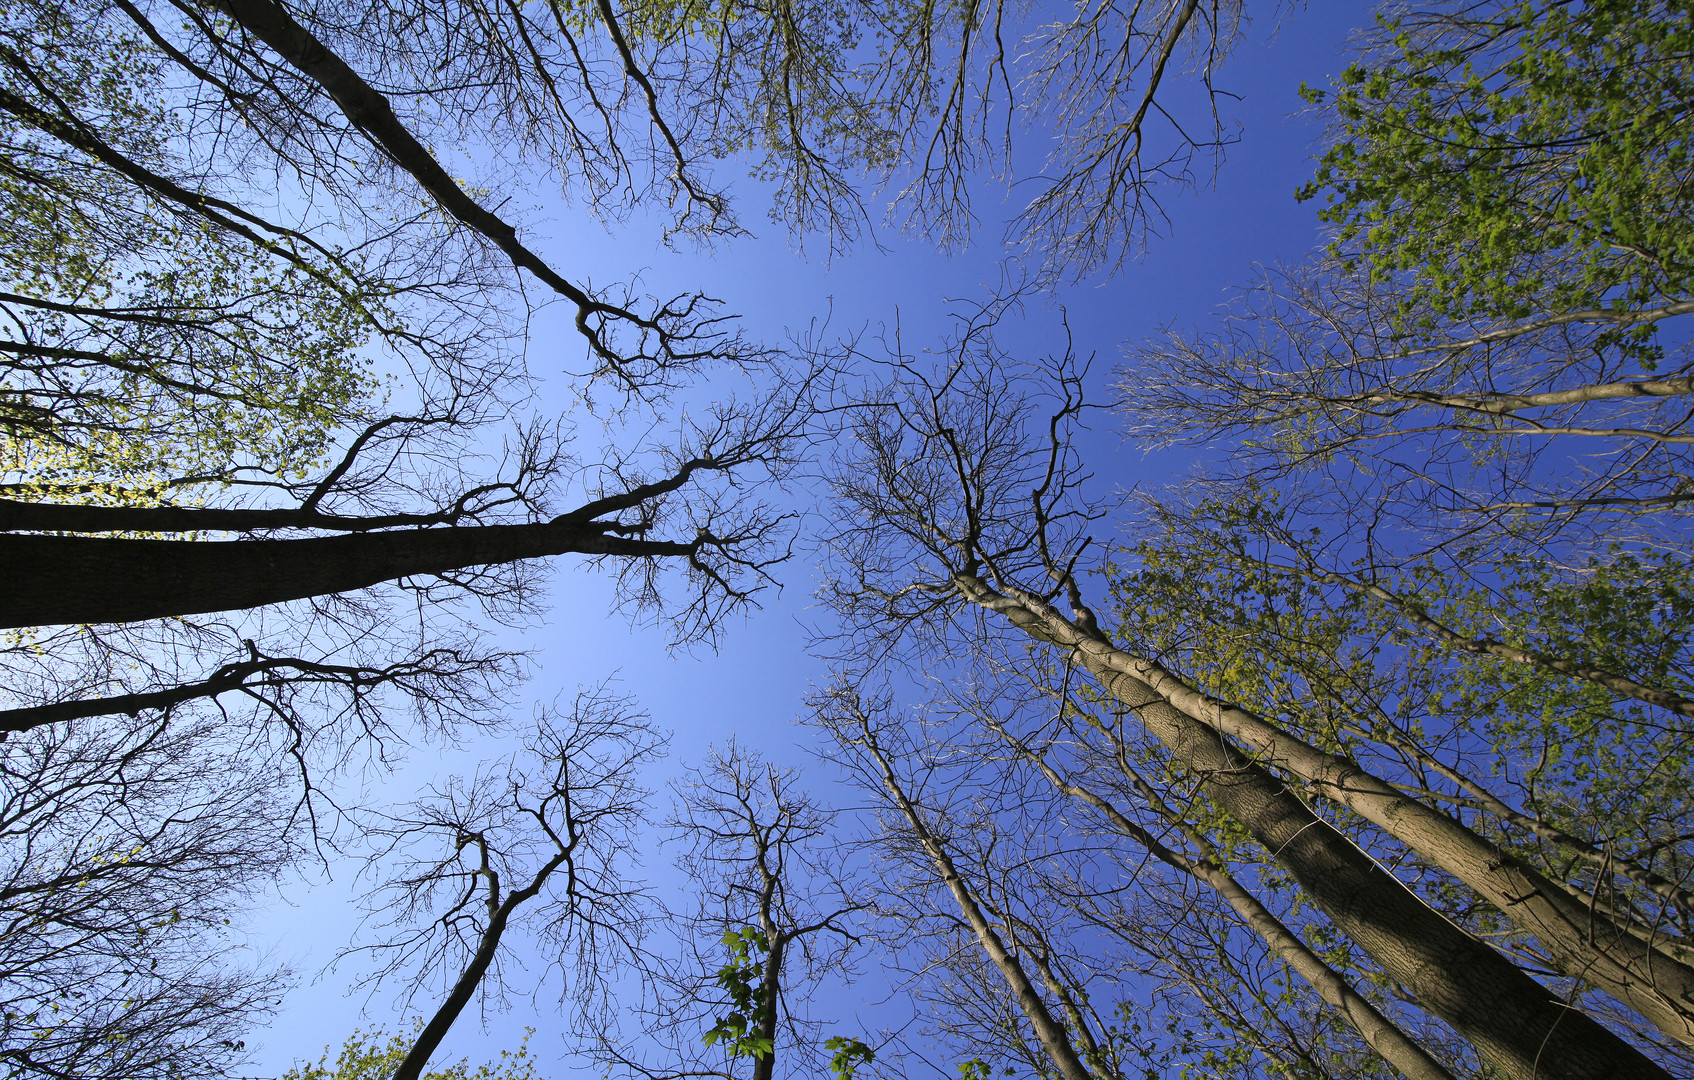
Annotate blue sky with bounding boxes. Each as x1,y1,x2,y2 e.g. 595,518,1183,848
247,2,1374,1074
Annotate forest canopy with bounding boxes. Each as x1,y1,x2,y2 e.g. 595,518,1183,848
2,1,1692,1080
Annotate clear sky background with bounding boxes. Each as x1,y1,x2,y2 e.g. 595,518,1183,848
246,2,1374,1075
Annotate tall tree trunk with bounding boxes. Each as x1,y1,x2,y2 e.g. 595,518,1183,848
391,849,569,1080
853,724,1098,1080
1,524,691,628
954,574,1672,1080
752,935,783,1080
984,573,1694,1046
999,728,1457,1080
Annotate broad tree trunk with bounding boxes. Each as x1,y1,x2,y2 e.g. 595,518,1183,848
1,524,691,628
956,574,1672,1080
1056,583,1694,1045
1006,733,1457,1080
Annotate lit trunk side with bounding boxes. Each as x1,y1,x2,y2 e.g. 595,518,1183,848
973,574,1694,1048
855,728,1097,1080
1003,732,1458,1080
0,524,692,628
955,574,1672,1080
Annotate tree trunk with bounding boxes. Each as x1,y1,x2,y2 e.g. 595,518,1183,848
752,935,783,1080
856,727,1097,1080
391,850,568,1080
955,574,1672,1080
1082,595,1694,1045
1006,733,1457,1080
1,524,691,628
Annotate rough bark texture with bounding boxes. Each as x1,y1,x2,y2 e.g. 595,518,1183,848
0,497,459,534
752,935,783,1080
956,574,1672,1080
0,524,690,628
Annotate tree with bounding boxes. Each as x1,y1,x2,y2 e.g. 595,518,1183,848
0,1,384,498
340,686,662,1080
816,677,1459,1080
1092,0,1694,1055
0,0,799,636
1079,0,1694,1060
0,0,845,1072
1303,0,1694,322
965,681,1457,1080
1106,5,1694,849
570,0,1251,268
1119,0,1694,560
0,710,293,1080
818,303,1679,1078
1,0,802,625
0,0,808,792
585,743,871,1080
25,2,1694,1078
1105,490,1694,1037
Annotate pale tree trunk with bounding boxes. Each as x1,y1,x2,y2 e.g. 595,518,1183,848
1056,578,1694,1044
853,725,1098,1080
954,573,1673,1080
996,725,1458,1080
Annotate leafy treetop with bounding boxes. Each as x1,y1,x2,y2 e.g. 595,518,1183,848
282,1027,539,1080
1299,0,1694,328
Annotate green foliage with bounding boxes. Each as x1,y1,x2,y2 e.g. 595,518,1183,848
1109,487,1694,918
699,926,874,1077
282,1026,539,1080
0,2,384,503
1299,0,1694,327
824,1034,874,1080
702,926,775,1062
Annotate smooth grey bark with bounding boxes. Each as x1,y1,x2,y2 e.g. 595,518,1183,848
953,573,1673,1080
1057,583,1694,1046
995,725,1458,1080
851,722,1098,1080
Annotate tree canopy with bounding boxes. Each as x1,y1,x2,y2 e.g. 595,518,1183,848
6,0,1694,1079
